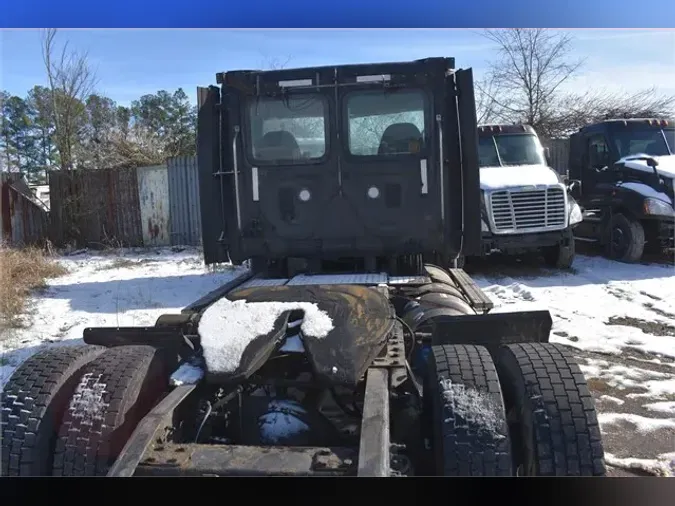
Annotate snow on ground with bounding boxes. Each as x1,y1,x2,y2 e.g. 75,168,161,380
0,247,247,390
604,453,675,477
598,412,675,432
475,255,675,359
473,252,675,476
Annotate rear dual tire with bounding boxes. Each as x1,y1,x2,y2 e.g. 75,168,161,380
1,345,106,476
1,344,170,477
425,343,606,476
497,343,606,476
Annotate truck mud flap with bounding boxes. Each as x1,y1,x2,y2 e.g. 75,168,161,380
422,309,552,357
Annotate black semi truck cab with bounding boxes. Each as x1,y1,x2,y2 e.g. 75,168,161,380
197,57,482,274
475,124,582,269
568,118,675,262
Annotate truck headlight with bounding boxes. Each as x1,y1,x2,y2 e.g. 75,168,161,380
568,199,583,225
481,219,489,232
644,198,675,217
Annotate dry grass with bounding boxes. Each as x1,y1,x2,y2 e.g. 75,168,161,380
0,247,67,329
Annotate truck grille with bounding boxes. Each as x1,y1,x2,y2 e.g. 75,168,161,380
488,187,566,233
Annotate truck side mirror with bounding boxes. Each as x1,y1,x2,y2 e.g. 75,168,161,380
544,146,551,163
645,157,658,168
568,179,582,199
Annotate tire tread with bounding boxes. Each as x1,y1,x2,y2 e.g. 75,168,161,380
497,343,606,476
52,345,168,476
1,345,105,476
428,344,512,476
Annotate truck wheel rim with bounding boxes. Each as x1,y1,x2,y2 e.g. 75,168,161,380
611,227,627,256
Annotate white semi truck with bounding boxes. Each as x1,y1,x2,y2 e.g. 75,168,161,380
476,124,583,269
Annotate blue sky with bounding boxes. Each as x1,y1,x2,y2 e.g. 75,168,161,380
1,29,674,106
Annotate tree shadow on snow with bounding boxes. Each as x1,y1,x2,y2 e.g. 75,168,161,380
37,271,246,314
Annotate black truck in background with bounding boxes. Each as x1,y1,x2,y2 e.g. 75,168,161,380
567,118,675,262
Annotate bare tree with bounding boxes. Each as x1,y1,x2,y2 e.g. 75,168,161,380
551,87,675,137
259,52,293,71
266,55,293,70
480,29,584,133
474,75,504,125
104,128,166,169
41,28,97,170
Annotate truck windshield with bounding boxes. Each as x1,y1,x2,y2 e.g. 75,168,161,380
247,95,328,162
478,134,546,167
346,90,426,156
612,128,674,158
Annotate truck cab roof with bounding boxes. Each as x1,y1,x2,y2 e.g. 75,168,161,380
577,118,672,134
216,57,456,89
477,124,536,136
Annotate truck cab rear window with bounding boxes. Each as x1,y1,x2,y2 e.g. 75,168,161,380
347,90,426,156
247,95,328,163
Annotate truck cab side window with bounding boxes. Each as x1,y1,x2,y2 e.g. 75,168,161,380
587,135,610,170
